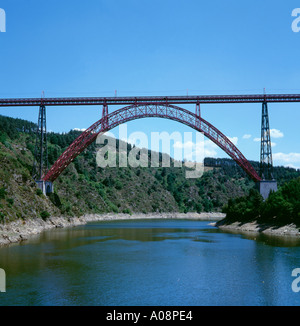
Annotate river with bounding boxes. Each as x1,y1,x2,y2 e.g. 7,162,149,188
0,219,300,306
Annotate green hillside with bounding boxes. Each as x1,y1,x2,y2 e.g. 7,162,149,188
0,114,299,224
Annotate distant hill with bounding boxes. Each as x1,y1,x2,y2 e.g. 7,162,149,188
0,114,299,223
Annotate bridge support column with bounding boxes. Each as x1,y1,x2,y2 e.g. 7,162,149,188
32,103,52,194
260,101,273,180
195,102,201,128
256,180,277,200
196,102,201,117
32,105,48,180
101,103,108,131
258,101,277,199
36,180,53,195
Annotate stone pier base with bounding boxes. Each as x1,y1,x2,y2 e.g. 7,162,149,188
35,180,53,195
256,180,277,200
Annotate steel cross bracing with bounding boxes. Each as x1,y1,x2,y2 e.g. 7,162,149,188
42,104,261,183
1,93,300,107
32,105,48,180
260,102,273,180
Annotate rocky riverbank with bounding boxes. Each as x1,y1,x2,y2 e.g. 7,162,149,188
0,212,225,246
216,219,300,237
2,212,299,247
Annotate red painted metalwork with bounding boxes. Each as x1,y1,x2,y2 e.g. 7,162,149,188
42,104,261,183
0,93,300,107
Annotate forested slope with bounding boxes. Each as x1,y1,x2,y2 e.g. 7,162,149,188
0,114,299,223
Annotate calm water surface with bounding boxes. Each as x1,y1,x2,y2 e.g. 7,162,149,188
1,219,300,306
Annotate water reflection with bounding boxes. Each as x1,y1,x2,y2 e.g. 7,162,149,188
25,219,217,245
1,219,300,306
218,228,300,247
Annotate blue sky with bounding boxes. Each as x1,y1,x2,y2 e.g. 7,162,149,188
0,0,299,168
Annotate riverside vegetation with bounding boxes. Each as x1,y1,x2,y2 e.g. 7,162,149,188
0,114,299,226
221,177,300,227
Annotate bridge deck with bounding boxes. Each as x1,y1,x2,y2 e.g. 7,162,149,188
0,94,300,107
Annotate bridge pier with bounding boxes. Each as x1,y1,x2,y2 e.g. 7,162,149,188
32,104,48,180
256,180,277,200
36,180,53,196
32,100,53,196
257,100,277,200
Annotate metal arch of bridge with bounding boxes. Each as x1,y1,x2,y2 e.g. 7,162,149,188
42,104,261,183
